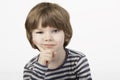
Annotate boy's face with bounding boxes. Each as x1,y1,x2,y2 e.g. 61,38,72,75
32,22,65,52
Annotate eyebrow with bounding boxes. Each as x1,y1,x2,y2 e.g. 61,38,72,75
34,28,43,30
33,29,43,32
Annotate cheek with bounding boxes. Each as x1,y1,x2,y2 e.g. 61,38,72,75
32,36,41,45
55,34,65,44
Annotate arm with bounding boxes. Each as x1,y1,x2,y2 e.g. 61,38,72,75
23,60,48,80
23,45,54,80
75,56,92,80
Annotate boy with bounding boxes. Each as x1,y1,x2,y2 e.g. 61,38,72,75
24,2,92,80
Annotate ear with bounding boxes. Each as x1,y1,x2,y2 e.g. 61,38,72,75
65,37,69,42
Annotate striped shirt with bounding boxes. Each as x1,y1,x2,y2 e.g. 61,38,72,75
23,48,92,80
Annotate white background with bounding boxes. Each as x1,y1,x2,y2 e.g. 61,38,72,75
0,0,120,80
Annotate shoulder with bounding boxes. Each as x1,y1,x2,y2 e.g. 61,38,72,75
66,48,86,58
65,48,90,69
24,55,39,69
65,48,88,64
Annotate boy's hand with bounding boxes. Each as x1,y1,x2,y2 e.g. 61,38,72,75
37,45,55,66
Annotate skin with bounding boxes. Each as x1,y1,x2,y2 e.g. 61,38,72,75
32,20,66,69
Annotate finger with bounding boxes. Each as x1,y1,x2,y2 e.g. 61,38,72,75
44,56,52,65
45,50,56,58
46,61,49,66
38,53,52,66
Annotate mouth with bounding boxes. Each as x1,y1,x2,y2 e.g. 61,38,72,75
43,44,55,48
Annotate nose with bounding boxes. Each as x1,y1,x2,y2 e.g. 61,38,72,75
44,32,53,41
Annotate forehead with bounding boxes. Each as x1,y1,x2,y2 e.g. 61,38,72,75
36,18,62,30
36,25,56,30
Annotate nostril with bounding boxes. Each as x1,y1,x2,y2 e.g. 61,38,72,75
45,38,52,41
44,36,53,41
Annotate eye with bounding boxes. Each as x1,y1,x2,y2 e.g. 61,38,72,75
53,29,59,33
36,31,43,34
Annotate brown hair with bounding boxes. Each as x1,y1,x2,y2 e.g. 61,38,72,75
25,2,72,49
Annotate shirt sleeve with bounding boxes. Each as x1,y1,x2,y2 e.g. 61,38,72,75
75,56,92,80
23,61,48,80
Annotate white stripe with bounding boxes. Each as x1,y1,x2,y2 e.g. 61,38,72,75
46,71,72,79
33,63,48,70
46,67,70,75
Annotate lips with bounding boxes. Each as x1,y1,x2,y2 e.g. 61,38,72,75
43,44,55,48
